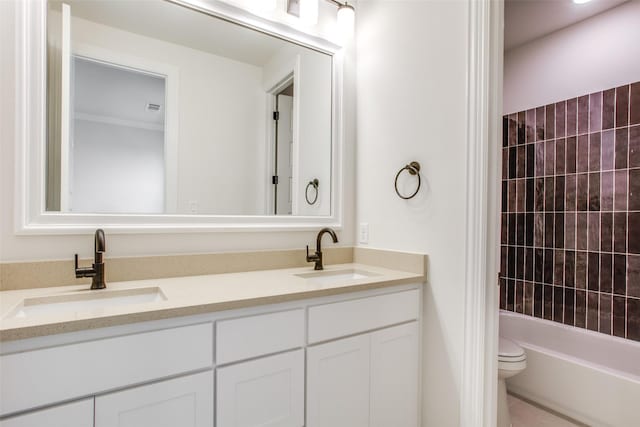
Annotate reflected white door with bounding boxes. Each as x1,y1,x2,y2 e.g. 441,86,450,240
275,94,293,215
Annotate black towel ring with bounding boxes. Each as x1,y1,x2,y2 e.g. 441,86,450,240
394,162,421,200
305,179,319,205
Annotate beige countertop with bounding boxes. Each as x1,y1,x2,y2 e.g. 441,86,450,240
0,261,424,342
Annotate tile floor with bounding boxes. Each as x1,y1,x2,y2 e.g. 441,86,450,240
508,394,584,427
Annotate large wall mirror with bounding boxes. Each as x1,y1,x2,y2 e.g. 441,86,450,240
27,0,342,231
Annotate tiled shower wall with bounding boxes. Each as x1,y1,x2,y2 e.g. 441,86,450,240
499,82,640,342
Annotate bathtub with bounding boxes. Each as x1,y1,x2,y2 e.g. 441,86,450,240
499,311,640,427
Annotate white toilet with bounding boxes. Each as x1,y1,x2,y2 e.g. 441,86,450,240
497,337,527,427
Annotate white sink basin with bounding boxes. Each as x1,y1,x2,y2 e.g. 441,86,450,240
4,287,167,320
295,269,379,285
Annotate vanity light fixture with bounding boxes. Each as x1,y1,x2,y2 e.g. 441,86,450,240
287,0,355,36
335,1,355,37
572,0,592,4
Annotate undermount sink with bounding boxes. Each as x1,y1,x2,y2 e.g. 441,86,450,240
4,287,167,320
295,269,380,285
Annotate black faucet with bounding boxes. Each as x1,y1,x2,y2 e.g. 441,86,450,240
306,227,339,270
75,229,106,289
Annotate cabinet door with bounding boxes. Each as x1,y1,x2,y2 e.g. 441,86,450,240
306,334,370,427
95,371,213,427
216,349,304,427
0,399,93,427
370,322,419,427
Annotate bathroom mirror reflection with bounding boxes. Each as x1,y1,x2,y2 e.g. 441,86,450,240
45,0,332,216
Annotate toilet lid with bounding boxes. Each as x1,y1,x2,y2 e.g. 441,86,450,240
498,337,525,362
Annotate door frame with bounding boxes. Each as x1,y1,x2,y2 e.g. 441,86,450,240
460,0,504,426
264,56,301,215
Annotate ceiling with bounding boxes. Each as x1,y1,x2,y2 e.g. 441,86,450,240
52,0,300,67
504,0,630,51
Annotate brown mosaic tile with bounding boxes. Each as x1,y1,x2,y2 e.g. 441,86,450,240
546,104,556,140
556,101,566,138
544,213,554,249
575,289,587,328
565,175,577,212
509,114,518,146
616,85,629,128
536,106,545,141
566,136,577,174
602,88,615,130
526,109,536,143
576,251,587,289
628,298,640,341
588,252,600,291
613,295,625,338
517,146,526,178
544,248,554,284
565,212,576,250
524,282,534,316
613,212,627,253
543,284,553,320
544,177,554,213
555,177,565,212
535,178,544,212
566,98,577,137
577,134,589,173
534,248,544,283
507,280,515,311
629,213,640,254
554,249,564,286
565,250,575,288
564,288,575,326
555,139,566,174
630,169,640,211
577,173,589,211
545,140,555,176
630,125,640,168
518,111,526,145
601,130,615,171
631,82,640,125
614,254,627,296
589,132,601,172
588,213,600,252
615,128,628,169
590,92,602,132
588,173,600,211
534,283,543,318
599,293,612,335
601,212,613,253
553,286,563,323
614,170,628,211
601,172,614,212
587,291,599,331
578,95,589,135
526,144,535,178
535,141,545,176
576,213,588,251
628,255,640,298
600,253,612,294
515,281,524,313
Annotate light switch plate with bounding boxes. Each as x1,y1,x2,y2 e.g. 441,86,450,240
359,223,369,244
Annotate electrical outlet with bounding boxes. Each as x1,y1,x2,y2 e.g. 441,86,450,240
188,200,198,214
359,223,369,244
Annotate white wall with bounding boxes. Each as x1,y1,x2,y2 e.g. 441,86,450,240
0,0,356,262
504,0,640,114
72,120,165,214
355,1,469,425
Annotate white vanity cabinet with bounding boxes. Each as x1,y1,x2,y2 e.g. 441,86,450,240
0,285,421,427
215,310,306,427
306,290,420,427
0,399,93,427
95,371,214,427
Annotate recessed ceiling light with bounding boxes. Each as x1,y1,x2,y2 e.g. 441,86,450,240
573,0,592,4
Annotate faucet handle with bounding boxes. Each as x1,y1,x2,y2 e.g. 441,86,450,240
74,254,96,278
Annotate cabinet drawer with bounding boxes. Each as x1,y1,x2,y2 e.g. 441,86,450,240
0,323,213,416
217,349,304,427
216,309,304,365
308,289,419,343
95,371,213,427
0,399,93,427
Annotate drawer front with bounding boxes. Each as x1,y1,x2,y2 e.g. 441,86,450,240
307,289,420,344
216,309,304,365
0,322,213,416
217,349,304,427
0,399,94,427
95,371,213,427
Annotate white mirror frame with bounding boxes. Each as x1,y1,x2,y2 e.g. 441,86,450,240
14,0,344,234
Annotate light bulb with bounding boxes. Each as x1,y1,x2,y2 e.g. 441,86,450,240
337,3,355,37
573,0,592,4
